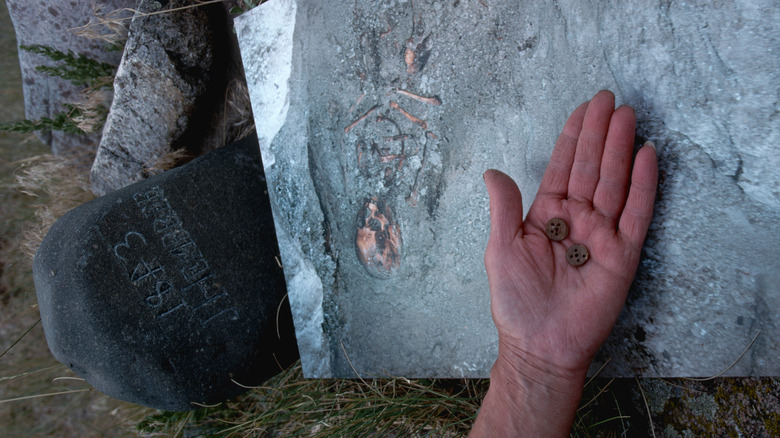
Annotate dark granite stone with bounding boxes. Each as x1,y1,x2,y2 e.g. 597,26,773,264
33,134,298,411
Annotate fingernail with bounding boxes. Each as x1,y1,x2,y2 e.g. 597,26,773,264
643,140,656,151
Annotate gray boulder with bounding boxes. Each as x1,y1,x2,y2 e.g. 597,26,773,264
90,0,215,196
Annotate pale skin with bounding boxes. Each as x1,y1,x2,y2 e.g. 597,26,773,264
471,90,658,437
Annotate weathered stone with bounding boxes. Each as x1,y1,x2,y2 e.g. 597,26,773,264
236,0,779,378
6,0,134,155
33,134,298,411
90,0,215,196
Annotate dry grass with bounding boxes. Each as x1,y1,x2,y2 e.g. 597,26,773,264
220,78,256,146
144,148,194,176
132,363,635,437
70,4,133,48
137,362,488,437
70,78,114,134
13,150,96,259
69,1,241,48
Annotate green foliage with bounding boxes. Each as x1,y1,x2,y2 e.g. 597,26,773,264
0,45,115,135
0,104,99,135
20,44,116,87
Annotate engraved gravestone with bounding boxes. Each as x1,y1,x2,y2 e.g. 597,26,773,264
33,134,298,411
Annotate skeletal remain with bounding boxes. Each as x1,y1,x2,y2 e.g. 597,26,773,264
344,104,380,133
405,14,432,74
395,88,442,106
404,47,416,73
376,113,402,134
389,101,427,129
384,134,411,142
348,92,366,113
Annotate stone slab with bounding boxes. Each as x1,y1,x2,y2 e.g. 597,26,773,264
34,134,298,410
236,0,780,378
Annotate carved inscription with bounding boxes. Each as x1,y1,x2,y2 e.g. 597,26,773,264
111,186,238,325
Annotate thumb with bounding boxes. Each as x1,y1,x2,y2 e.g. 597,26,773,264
483,169,524,243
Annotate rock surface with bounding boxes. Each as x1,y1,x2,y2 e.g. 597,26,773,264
6,0,134,155
236,0,779,378
90,0,215,196
34,134,298,410
90,0,254,196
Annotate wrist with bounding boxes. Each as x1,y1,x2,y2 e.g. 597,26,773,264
471,341,587,437
494,352,585,421
492,340,587,391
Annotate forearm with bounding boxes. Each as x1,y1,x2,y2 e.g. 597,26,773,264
470,354,586,437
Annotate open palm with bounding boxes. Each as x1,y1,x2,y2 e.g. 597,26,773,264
483,90,658,375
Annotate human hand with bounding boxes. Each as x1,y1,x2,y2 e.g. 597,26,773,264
471,90,658,437
484,89,658,375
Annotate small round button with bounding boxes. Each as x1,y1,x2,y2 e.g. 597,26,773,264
566,244,589,267
545,218,569,241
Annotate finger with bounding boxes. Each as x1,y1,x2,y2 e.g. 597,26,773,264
568,90,615,203
538,101,589,199
618,142,658,248
484,169,524,242
592,105,636,224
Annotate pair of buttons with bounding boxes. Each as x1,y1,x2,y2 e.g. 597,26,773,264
544,218,589,267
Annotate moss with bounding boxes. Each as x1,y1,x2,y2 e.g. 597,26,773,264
644,378,779,437
685,393,717,421
764,412,780,436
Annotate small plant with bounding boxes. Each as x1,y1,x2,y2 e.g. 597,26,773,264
19,45,116,87
0,45,116,135
0,104,104,135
